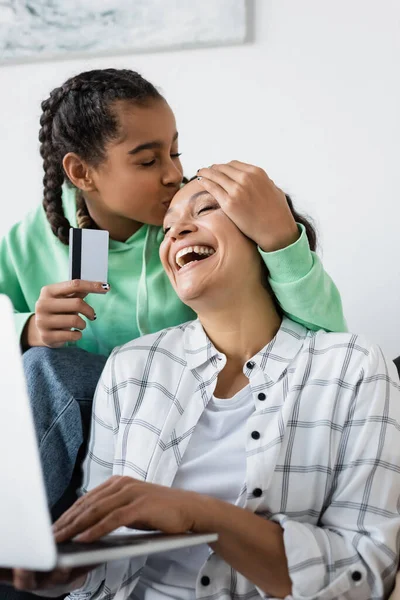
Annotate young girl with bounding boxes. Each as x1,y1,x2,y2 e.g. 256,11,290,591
0,68,345,517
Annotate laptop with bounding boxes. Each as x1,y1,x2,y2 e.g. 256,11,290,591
0,294,217,570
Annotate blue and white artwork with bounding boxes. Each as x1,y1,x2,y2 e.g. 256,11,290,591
0,0,247,64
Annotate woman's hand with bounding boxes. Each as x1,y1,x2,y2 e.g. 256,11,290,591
53,476,210,543
197,161,299,252
0,566,92,593
22,280,110,349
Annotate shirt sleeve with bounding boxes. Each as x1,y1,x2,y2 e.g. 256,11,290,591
0,233,34,342
259,224,347,333
80,350,118,494
67,353,118,597
271,346,400,600
69,348,147,599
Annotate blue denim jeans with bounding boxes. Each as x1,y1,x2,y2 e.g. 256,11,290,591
25,346,107,511
0,347,106,600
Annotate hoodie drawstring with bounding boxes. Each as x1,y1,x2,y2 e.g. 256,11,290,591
136,225,159,336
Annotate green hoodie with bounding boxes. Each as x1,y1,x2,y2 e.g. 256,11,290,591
0,186,346,356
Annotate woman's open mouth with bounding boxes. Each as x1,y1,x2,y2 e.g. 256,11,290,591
174,245,216,272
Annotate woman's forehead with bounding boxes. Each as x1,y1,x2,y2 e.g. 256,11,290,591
164,182,214,223
171,179,207,207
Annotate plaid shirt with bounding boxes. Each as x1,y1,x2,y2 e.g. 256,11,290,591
70,317,400,600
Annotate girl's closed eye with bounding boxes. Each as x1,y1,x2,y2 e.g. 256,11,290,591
141,152,181,168
141,159,156,167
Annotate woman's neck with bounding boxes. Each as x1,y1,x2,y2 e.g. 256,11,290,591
197,286,282,372
197,287,281,399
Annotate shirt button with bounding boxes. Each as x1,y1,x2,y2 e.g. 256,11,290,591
258,393,266,401
351,571,362,582
251,431,261,440
201,575,211,586
253,487,262,497
246,361,255,369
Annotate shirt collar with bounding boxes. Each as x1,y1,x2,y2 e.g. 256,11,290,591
183,320,220,371
183,317,308,382
253,317,309,382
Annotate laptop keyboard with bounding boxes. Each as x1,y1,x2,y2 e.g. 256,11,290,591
57,532,171,554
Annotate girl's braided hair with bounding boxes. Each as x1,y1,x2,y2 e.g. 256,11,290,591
39,68,162,245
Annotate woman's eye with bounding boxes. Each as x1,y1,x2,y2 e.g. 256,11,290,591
198,205,215,215
141,159,156,167
171,152,182,159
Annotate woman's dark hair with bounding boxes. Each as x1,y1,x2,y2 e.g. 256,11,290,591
39,68,163,244
286,194,316,251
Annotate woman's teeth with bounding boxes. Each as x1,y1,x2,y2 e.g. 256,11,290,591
175,245,215,268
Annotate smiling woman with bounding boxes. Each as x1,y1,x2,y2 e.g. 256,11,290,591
161,182,268,310
161,177,317,313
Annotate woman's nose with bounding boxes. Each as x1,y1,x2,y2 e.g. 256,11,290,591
169,222,197,240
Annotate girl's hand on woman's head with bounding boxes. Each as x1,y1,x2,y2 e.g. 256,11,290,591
53,475,213,544
196,161,299,252
22,280,110,349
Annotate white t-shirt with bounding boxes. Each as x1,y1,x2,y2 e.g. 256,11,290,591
133,385,254,600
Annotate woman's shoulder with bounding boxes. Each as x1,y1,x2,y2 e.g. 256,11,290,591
308,328,378,356
304,328,399,386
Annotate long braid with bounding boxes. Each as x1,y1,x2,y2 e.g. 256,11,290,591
39,69,162,244
39,90,72,245
76,191,95,230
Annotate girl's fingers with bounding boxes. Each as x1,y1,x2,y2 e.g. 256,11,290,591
197,167,240,197
41,280,110,300
225,159,260,173
37,314,88,331
39,329,83,347
195,176,230,207
36,297,96,321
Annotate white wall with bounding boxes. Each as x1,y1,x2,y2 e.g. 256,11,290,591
0,0,399,357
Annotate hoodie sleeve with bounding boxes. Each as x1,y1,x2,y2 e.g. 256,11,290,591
0,229,34,342
259,224,347,332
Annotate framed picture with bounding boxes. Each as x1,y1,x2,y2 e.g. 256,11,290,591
0,0,248,64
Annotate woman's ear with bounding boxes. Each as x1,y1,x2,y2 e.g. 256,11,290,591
63,152,97,193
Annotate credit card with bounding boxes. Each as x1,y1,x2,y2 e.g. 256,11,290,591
69,228,109,283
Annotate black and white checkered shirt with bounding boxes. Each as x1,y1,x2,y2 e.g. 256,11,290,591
70,317,400,600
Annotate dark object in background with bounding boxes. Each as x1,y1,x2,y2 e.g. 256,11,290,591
394,357,400,378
